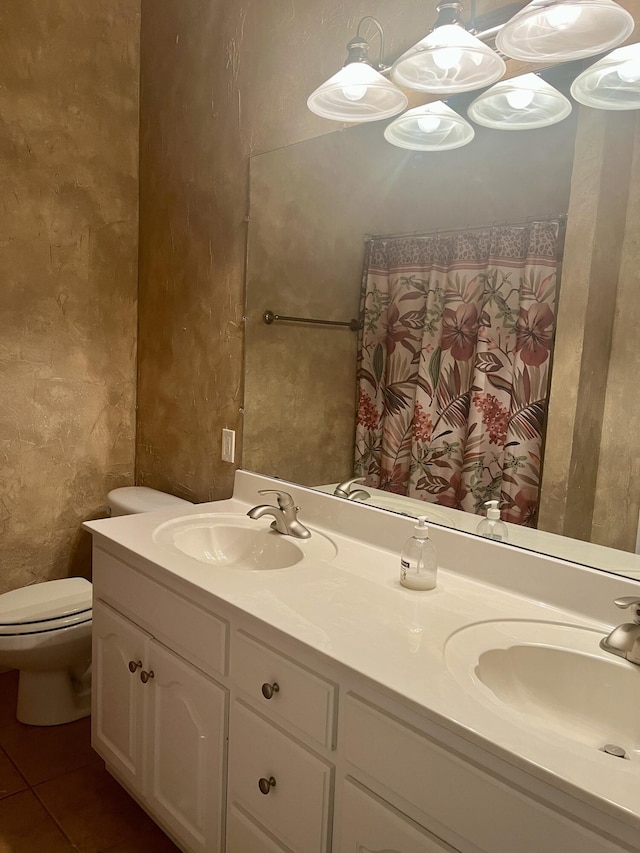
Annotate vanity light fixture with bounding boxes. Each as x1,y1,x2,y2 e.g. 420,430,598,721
307,17,408,122
384,101,475,151
495,0,635,63
467,73,572,129
571,43,640,109
390,2,506,95
309,2,639,128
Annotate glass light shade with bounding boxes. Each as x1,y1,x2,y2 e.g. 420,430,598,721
384,101,475,150
391,25,506,94
571,43,640,109
495,0,634,62
468,73,572,129
307,62,408,122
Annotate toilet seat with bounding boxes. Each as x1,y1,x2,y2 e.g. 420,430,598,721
0,578,92,637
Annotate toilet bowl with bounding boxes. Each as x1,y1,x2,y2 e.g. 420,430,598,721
0,579,93,726
0,487,192,726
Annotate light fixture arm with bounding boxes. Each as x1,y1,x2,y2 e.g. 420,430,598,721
433,2,466,28
345,16,388,72
434,2,504,43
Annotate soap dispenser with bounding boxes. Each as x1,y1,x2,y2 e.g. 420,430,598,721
476,500,508,542
400,516,437,590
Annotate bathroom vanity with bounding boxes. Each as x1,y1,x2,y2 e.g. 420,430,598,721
85,471,640,853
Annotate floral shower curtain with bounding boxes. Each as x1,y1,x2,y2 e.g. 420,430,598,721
354,221,562,527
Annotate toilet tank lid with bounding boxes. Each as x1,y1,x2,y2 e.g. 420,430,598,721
0,578,92,626
107,486,193,514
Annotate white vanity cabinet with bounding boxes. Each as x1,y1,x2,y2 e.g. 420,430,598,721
89,537,636,853
91,551,228,853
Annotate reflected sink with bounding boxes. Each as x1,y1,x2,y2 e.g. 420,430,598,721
445,620,640,754
357,493,451,524
153,513,337,569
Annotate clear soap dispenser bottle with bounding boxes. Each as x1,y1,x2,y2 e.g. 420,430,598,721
476,500,508,542
400,516,437,590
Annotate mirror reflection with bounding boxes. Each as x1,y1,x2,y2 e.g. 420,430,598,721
243,83,640,580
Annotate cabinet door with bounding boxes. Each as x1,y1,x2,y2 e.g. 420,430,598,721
338,779,458,853
92,601,148,791
145,640,228,853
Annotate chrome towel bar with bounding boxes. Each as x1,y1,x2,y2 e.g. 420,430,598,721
263,310,360,331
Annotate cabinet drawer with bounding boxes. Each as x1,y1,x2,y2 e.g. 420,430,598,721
337,778,457,853
344,694,625,853
228,700,333,853
93,547,227,678
232,629,336,748
227,804,292,853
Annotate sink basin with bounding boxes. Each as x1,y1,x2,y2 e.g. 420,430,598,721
153,513,337,569
445,620,640,754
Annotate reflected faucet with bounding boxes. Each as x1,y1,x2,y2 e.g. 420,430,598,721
600,597,640,665
247,490,311,539
334,476,370,502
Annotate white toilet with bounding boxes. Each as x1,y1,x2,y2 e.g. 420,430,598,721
0,486,192,726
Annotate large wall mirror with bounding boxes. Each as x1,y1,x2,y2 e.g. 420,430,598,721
242,74,640,581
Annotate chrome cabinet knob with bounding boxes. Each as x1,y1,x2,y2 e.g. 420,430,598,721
258,775,276,795
128,660,142,673
140,669,155,684
261,681,280,700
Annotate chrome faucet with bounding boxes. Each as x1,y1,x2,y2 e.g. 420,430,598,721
247,490,311,539
600,597,640,664
334,476,370,502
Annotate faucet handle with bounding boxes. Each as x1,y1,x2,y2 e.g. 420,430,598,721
614,597,640,622
334,476,366,498
258,489,296,509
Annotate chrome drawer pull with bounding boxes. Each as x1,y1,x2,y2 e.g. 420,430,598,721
258,776,277,795
128,660,142,673
261,681,280,699
140,669,155,684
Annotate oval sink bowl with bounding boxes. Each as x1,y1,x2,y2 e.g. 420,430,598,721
153,513,337,569
445,620,640,754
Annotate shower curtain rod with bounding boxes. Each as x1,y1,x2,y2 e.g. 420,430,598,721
263,310,361,332
365,214,567,243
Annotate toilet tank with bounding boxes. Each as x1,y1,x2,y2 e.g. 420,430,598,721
107,486,193,517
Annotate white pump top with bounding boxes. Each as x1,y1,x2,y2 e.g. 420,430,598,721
413,516,430,539
485,500,501,520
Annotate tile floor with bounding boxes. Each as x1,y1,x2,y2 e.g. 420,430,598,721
0,670,180,852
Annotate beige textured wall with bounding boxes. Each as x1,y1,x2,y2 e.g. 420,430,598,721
0,2,140,594
244,119,576,485
137,1,245,501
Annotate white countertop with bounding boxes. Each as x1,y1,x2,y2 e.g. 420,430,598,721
85,470,640,843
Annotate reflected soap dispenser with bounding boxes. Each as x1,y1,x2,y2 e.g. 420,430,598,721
400,516,437,590
476,500,508,542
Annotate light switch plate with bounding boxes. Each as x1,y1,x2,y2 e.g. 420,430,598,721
222,428,235,463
